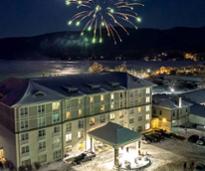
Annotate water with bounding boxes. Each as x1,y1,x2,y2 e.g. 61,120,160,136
0,60,201,81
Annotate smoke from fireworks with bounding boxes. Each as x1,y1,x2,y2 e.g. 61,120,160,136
66,0,143,44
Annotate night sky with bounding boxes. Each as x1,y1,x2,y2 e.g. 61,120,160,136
0,0,205,38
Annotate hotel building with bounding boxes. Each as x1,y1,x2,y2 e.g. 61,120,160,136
0,72,153,169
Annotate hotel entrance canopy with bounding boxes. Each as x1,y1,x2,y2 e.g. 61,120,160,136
88,122,141,148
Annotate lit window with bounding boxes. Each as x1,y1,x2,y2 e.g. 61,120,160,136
66,112,71,119
119,112,124,118
100,105,105,112
110,113,115,120
89,117,96,126
138,107,142,113
100,95,104,101
52,102,60,110
146,97,150,103
145,123,150,130
111,93,114,100
100,115,106,123
78,109,82,116
146,105,150,112
146,88,150,94
90,97,94,103
78,131,82,139
146,114,150,120
65,133,72,142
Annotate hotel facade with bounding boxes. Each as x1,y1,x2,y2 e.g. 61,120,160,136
0,72,153,169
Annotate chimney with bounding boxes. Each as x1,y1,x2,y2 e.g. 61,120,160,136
179,97,182,108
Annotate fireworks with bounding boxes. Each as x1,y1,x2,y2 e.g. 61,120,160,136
66,0,143,44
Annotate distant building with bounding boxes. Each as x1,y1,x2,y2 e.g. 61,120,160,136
0,72,153,170
182,89,205,129
152,94,191,131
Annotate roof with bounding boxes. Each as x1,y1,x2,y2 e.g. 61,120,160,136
88,122,141,147
153,94,191,109
182,89,205,104
190,103,205,118
0,72,153,107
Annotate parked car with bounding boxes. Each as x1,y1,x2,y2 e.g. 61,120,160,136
188,135,199,143
72,151,96,165
196,138,205,146
194,163,205,171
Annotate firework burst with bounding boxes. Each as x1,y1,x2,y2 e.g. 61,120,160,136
66,0,143,44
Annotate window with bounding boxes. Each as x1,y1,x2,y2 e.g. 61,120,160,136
146,105,150,112
146,97,150,103
52,113,60,123
20,120,28,130
111,102,114,109
38,130,46,138
146,114,150,120
90,97,94,103
100,95,104,101
52,102,60,110
66,112,71,119
66,123,72,132
78,109,82,116
129,118,134,124
78,120,84,128
100,105,105,112
22,146,29,155
138,116,142,121
160,111,162,115
110,113,115,120
53,150,61,160
38,105,45,113
111,93,114,100
89,117,96,126
146,88,150,94
54,126,60,134
172,111,175,117
20,107,28,117
38,141,46,151
38,117,46,127
21,133,29,142
119,112,124,119
138,107,142,113
138,126,142,132
100,115,106,123
65,133,72,142
78,131,82,139
145,123,150,130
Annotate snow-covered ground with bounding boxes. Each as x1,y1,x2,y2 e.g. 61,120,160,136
39,129,205,171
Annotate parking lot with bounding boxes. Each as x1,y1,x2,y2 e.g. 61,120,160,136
40,129,205,171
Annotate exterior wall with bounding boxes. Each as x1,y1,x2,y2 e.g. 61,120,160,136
189,114,205,126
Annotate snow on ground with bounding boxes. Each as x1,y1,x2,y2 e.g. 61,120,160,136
39,128,205,171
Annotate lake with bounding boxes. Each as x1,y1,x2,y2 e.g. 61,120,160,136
0,60,201,81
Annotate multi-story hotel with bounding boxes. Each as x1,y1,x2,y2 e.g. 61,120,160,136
0,72,153,169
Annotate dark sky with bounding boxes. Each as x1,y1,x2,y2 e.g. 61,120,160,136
0,0,205,38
